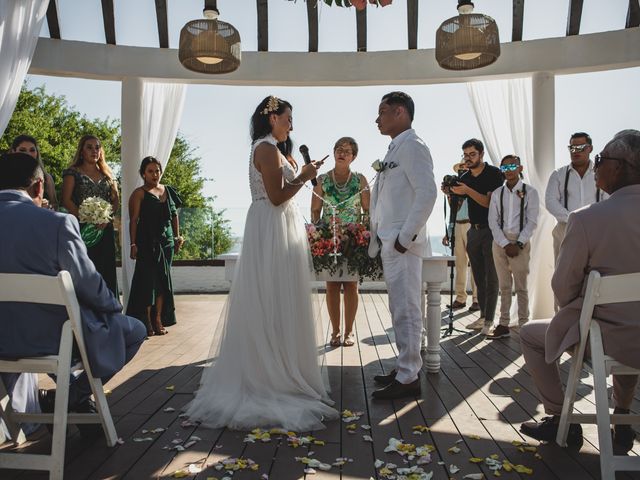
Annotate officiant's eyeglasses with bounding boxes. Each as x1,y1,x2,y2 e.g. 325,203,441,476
568,144,590,153
334,148,353,156
594,154,629,169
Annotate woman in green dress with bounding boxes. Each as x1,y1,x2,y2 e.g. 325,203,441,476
311,137,370,347
126,156,183,336
62,135,119,296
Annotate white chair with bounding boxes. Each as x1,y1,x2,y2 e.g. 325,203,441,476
0,271,117,480
556,270,640,480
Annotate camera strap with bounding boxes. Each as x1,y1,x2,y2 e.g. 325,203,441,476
499,184,526,233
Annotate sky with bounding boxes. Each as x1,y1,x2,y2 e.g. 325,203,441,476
27,0,640,239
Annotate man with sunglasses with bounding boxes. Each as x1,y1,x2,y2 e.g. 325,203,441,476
486,155,539,339
448,139,504,335
544,132,607,311
520,130,640,452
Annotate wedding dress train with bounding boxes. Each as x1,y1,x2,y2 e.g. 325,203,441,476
184,135,338,431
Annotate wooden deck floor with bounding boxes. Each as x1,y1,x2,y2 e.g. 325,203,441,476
2,293,639,480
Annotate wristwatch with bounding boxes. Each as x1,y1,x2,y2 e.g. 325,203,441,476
516,241,524,249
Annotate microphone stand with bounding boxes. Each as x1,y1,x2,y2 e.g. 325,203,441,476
442,194,473,338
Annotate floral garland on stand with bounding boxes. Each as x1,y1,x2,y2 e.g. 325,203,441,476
289,0,393,11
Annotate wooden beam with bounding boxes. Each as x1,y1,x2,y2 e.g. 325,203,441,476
407,0,418,49
101,0,116,45
512,0,525,42
356,8,366,52
566,0,584,36
627,0,640,28
307,0,319,52
154,0,169,48
46,0,60,39
257,0,268,52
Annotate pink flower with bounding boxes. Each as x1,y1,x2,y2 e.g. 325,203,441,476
378,0,393,6
352,0,367,9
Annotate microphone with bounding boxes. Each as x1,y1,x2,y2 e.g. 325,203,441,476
298,144,317,187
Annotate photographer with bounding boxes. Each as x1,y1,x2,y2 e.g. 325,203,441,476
444,138,503,335
442,162,478,312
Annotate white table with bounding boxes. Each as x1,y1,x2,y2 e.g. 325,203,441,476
218,253,453,373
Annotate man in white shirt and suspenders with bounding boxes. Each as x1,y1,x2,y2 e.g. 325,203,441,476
487,155,540,339
545,132,606,311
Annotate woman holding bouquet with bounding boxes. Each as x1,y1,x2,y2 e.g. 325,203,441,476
62,135,119,296
185,95,338,431
126,157,183,336
311,137,370,347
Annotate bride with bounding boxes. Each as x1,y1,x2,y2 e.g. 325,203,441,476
184,96,338,431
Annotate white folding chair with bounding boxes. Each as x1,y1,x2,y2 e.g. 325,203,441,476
556,270,640,479
0,271,117,480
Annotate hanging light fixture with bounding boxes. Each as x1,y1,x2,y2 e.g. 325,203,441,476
435,1,500,71
178,0,241,74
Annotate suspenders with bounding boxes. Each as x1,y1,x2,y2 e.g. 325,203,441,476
499,184,527,233
563,166,600,209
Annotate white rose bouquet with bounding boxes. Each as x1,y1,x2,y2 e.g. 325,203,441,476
78,197,113,247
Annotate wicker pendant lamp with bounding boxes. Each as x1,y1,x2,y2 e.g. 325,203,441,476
435,1,500,70
179,0,241,74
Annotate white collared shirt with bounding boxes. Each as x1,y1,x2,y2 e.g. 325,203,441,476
488,180,540,248
544,161,607,223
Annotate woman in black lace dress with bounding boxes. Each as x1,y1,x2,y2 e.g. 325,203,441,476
61,135,119,296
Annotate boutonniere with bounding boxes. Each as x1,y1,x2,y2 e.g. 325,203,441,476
516,189,526,199
371,160,398,172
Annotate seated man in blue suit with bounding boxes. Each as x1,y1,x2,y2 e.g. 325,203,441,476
0,152,146,435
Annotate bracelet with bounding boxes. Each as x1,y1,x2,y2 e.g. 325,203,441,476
130,244,136,247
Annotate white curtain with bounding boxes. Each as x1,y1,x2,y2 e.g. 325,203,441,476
467,78,555,319
0,0,48,135
121,81,186,306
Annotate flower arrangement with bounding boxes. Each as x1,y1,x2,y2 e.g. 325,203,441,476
371,159,398,172
78,196,113,247
290,0,392,11
306,217,383,282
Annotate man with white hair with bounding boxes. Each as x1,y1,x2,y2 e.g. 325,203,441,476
519,130,640,454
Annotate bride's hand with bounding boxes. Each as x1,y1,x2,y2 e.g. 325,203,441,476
299,156,327,182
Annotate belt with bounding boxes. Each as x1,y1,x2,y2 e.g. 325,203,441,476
470,223,488,229
456,220,470,224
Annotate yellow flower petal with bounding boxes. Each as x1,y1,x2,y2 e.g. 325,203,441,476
469,457,484,463
165,385,175,391
514,464,533,474
172,470,189,478
468,434,481,440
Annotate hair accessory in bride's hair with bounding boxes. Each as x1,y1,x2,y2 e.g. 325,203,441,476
261,96,281,115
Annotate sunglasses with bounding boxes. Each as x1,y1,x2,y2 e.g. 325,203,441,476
500,163,520,172
568,144,590,153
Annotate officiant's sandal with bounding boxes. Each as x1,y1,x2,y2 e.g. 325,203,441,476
329,332,341,347
343,332,355,347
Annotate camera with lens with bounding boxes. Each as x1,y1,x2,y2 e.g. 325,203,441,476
442,175,460,188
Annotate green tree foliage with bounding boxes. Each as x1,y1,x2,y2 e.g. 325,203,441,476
1,83,233,259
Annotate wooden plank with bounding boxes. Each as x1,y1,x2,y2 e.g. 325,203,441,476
46,0,60,40
101,0,116,45
307,0,319,52
628,0,640,28
512,0,525,42
356,8,367,52
154,0,169,48
566,0,584,36
407,0,418,49
256,0,268,52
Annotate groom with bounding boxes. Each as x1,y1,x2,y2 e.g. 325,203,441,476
368,92,437,399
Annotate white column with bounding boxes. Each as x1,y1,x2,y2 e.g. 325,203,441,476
530,72,556,319
120,77,144,308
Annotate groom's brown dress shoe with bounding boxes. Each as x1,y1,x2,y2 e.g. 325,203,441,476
373,370,397,386
372,379,420,400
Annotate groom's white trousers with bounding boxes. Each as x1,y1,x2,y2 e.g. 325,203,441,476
381,246,423,384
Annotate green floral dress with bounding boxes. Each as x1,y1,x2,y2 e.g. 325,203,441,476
62,168,118,297
320,171,363,223
126,186,182,327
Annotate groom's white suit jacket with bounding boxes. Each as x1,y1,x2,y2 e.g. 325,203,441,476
368,128,437,258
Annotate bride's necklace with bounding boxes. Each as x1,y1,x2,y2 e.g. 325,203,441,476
331,169,352,194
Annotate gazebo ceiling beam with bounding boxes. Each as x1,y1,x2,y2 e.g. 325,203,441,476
407,0,418,49
306,0,319,52
512,0,525,42
566,0,584,36
154,0,169,48
257,0,268,52
627,0,640,28
46,0,61,40
101,0,116,45
356,8,367,52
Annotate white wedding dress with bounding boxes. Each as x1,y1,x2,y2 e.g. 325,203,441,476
184,135,338,431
